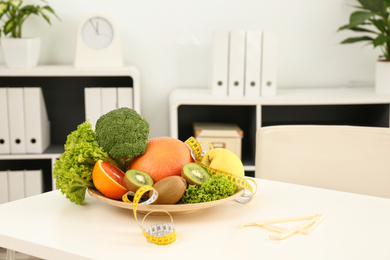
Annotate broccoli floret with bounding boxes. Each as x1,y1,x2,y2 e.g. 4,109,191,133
95,107,149,160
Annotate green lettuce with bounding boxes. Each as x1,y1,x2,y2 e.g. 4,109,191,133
179,174,237,204
53,120,109,204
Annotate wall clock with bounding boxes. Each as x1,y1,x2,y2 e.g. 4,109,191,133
74,13,123,68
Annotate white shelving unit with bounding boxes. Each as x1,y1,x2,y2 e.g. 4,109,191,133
169,86,390,174
0,65,141,112
0,65,140,191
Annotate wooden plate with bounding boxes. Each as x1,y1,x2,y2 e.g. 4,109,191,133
88,188,244,215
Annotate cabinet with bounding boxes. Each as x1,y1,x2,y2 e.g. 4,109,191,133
169,87,390,176
0,65,140,191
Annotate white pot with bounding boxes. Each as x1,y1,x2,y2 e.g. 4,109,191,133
375,60,390,94
0,37,41,69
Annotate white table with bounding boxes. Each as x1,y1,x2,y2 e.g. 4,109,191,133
1,178,389,260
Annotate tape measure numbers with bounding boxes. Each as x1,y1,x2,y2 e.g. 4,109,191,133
122,185,177,245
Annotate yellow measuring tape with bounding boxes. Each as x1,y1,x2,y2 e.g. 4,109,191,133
185,136,257,204
122,185,177,245
122,136,257,245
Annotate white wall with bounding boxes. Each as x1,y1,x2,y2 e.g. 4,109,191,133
3,0,381,138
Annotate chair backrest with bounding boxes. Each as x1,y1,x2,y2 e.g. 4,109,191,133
255,125,390,198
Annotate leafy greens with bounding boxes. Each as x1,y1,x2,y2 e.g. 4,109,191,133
179,174,237,204
53,120,109,204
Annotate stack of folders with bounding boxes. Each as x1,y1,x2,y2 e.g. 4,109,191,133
0,170,43,204
0,87,51,154
84,87,134,129
212,30,278,97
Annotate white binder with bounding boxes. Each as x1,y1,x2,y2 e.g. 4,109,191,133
245,30,262,97
211,30,229,96
7,88,26,154
23,87,51,154
261,31,278,96
101,87,117,114
228,30,246,97
117,87,133,108
84,87,102,129
8,170,25,201
0,171,8,204
24,170,43,197
0,88,10,154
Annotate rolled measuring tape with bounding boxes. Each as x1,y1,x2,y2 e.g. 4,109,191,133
122,186,177,245
185,136,257,204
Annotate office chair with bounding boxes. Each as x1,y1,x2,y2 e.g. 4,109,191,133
255,125,390,198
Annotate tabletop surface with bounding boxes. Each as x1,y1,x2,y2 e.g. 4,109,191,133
0,178,389,260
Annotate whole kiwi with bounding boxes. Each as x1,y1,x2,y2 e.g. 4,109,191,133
150,176,187,204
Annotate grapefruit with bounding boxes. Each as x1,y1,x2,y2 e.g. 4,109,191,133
92,159,128,199
129,137,194,183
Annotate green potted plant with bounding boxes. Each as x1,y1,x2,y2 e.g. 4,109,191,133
338,0,390,94
0,0,59,69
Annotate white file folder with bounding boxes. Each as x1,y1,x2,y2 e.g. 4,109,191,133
84,87,102,129
261,31,278,96
211,30,229,96
228,30,246,97
8,170,25,201
245,30,262,97
117,87,133,108
24,170,43,197
0,171,8,204
23,87,51,154
101,88,117,114
7,88,26,154
0,88,10,154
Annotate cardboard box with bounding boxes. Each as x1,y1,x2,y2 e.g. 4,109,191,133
193,122,243,159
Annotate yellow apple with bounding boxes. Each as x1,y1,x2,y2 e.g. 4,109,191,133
201,148,245,178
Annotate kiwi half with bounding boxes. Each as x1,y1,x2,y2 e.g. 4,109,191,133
124,169,154,193
181,163,211,186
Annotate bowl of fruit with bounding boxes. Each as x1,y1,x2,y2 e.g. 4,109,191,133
53,108,249,215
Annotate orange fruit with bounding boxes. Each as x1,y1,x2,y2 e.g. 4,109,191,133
92,159,128,199
129,137,194,183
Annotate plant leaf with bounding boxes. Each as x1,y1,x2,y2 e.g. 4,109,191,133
0,2,9,19
340,36,374,44
338,24,350,31
385,0,390,7
349,26,377,33
10,0,22,9
338,24,377,33
357,0,384,13
42,5,55,14
338,22,372,31
20,5,39,15
38,8,50,24
371,18,387,32
42,5,60,21
349,11,374,27
4,20,16,35
373,34,390,46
